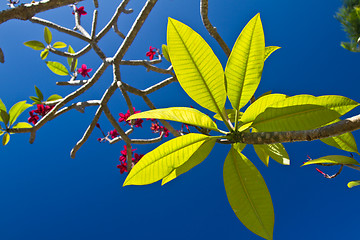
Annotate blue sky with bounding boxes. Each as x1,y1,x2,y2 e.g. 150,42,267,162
0,0,359,239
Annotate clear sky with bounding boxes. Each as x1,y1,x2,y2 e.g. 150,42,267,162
0,0,359,239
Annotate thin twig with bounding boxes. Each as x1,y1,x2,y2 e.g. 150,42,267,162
200,0,231,57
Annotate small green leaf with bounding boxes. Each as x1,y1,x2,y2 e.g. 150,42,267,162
162,44,170,62
29,96,41,104
13,122,32,129
44,27,52,45
1,110,9,126
40,49,49,60
128,107,219,132
45,61,69,76
225,13,265,111
253,145,269,166
213,109,242,123
67,45,77,71
34,85,44,101
52,42,67,49
167,18,226,115
46,94,63,102
0,99,7,123
9,101,32,126
264,143,290,165
224,144,274,240
302,155,359,166
162,138,216,185
2,133,10,145
264,46,281,61
0,130,3,136
348,181,360,188
24,40,45,50
124,133,213,186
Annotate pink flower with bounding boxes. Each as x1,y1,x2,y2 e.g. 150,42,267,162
146,46,157,60
109,129,119,139
118,112,130,123
150,123,160,132
134,119,143,128
72,6,87,16
28,111,39,125
117,162,128,174
77,64,92,78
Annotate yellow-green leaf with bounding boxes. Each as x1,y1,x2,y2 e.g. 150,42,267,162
348,181,360,188
213,109,242,122
264,46,281,61
13,122,32,129
161,44,170,62
225,13,265,111
40,49,49,60
24,40,45,50
2,133,10,145
34,85,44,102
252,95,359,132
167,18,226,114
46,94,63,102
67,45,77,71
124,133,212,186
161,138,216,185
302,155,359,166
128,107,219,132
254,145,269,166
44,27,52,45
224,144,274,240
45,61,69,76
9,101,32,126
0,99,6,123
53,42,67,49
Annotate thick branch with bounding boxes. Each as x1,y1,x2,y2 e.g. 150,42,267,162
0,0,84,24
234,114,360,145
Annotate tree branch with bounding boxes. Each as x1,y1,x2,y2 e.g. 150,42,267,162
0,0,84,24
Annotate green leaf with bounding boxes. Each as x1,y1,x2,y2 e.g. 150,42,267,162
0,130,3,136
0,99,7,123
161,138,216,185
9,101,32,126
253,145,269,166
23,40,45,50
46,94,63,102
45,61,69,76
264,46,281,61
265,143,290,165
128,107,219,132
348,181,360,188
44,27,52,45
224,144,274,240
29,96,41,104
124,133,213,186
225,13,265,111
251,95,359,132
240,94,288,124
213,109,242,122
302,155,359,166
52,42,67,49
161,44,170,62
1,110,10,126
13,122,32,129
40,49,49,60
320,119,358,153
2,133,9,146
67,45,77,71
34,85,44,102
167,18,226,114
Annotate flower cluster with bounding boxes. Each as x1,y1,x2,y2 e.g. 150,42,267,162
117,145,144,174
146,46,158,60
118,107,143,128
149,119,170,137
28,104,54,125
